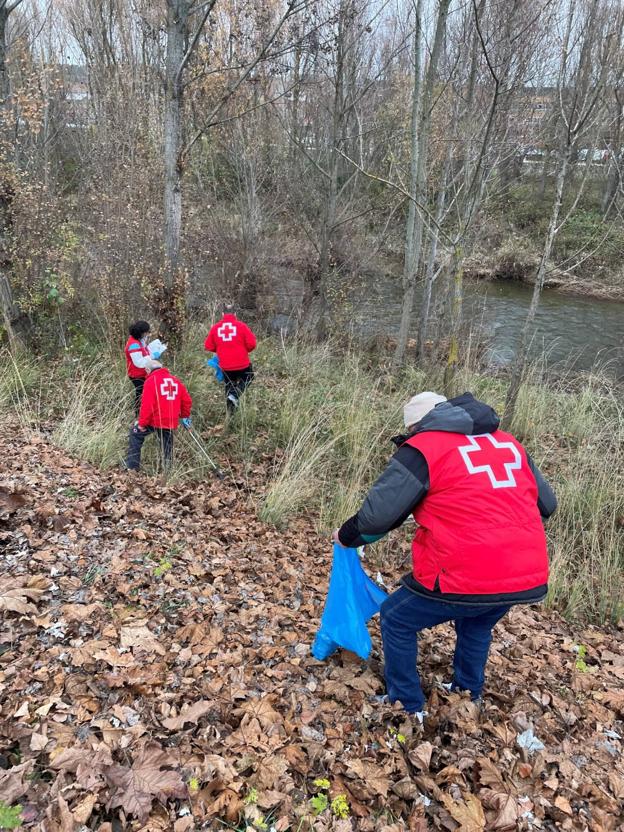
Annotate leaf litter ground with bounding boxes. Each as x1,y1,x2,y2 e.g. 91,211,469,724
1,431,623,831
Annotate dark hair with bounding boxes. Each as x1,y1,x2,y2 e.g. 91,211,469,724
222,302,236,316
129,320,150,340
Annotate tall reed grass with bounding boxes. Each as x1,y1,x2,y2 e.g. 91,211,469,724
1,335,622,622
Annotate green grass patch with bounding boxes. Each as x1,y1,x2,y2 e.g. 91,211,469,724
1,333,622,622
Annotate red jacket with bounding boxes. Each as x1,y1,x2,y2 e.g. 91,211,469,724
138,368,192,430
405,429,549,596
204,314,256,371
125,337,150,379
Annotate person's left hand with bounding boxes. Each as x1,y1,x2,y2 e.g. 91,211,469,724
181,417,192,430
332,528,345,547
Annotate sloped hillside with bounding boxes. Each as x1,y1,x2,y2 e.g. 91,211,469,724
1,430,623,831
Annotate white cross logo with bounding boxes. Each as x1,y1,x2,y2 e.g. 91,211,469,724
217,322,238,342
458,433,522,489
160,378,179,401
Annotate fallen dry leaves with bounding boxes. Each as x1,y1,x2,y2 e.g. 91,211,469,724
1,430,623,831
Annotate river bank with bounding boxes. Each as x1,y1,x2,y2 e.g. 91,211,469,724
325,268,624,378
464,250,624,302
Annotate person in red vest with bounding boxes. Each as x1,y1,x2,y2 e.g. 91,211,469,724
204,304,257,412
125,361,192,471
333,392,556,723
125,320,159,415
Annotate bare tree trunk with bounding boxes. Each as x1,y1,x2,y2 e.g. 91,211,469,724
310,0,355,340
0,5,8,103
392,0,450,369
0,0,25,348
317,1,352,338
443,243,464,392
602,93,623,215
417,175,446,360
503,152,569,426
290,39,302,164
392,0,422,368
417,118,454,360
163,0,187,288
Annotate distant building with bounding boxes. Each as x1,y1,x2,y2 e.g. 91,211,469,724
58,65,91,128
511,86,556,150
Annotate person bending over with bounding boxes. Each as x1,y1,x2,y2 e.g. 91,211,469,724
333,391,556,723
125,361,192,472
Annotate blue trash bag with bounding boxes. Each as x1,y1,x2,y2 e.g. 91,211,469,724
206,355,224,383
311,543,388,661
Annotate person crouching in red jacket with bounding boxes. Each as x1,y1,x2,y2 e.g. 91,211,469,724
125,362,192,471
204,303,257,412
333,391,557,722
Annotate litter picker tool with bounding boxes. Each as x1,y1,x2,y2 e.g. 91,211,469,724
185,428,225,479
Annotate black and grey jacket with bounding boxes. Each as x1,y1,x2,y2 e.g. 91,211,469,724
338,392,557,605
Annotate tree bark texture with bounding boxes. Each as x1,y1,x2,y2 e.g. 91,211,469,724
392,0,450,369
0,0,26,347
392,0,422,369
163,0,187,289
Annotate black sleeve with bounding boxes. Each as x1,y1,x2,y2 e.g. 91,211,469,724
338,445,430,548
527,455,557,518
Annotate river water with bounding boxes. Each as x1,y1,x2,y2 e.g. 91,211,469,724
350,278,624,378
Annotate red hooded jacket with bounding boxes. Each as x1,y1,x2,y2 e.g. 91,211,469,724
204,314,256,371
138,368,192,430
125,337,150,379
405,429,549,596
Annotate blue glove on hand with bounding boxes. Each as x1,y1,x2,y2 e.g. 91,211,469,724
151,351,161,360
181,417,192,430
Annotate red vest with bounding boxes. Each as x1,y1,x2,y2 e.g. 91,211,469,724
125,337,150,379
405,429,549,595
204,314,257,371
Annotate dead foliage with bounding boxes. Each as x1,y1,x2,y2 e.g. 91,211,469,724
1,430,623,831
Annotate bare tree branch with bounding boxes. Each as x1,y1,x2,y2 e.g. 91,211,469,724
183,0,310,157
336,148,454,245
176,0,218,87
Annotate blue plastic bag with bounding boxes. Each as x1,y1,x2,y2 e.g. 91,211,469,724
311,544,388,661
206,355,224,383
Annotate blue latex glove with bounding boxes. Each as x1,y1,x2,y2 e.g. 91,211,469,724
181,417,192,430
311,543,388,661
151,351,161,360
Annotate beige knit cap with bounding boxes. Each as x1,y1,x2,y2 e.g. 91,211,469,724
403,392,447,428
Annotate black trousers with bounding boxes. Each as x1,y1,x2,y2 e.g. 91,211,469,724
126,424,173,471
130,378,145,416
223,364,254,410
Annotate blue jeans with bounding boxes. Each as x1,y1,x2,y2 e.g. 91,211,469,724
380,586,511,713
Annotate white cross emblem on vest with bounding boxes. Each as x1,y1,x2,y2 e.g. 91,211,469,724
217,321,238,342
457,433,522,489
160,377,179,401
